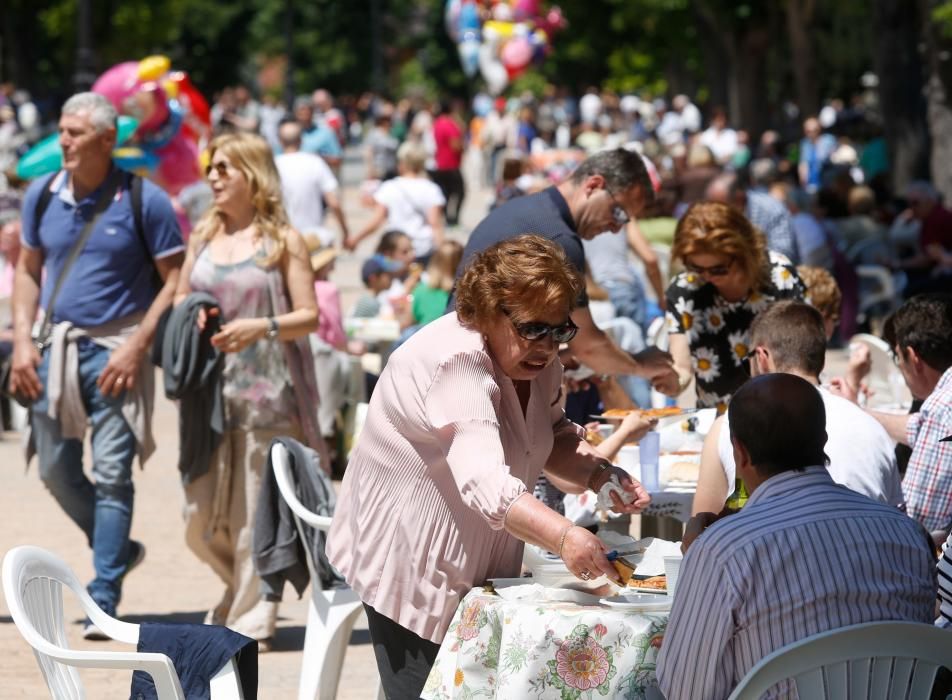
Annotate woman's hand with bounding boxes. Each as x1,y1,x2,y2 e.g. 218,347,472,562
561,526,622,584
592,465,651,513
616,412,657,444
211,318,267,353
196,306,220,333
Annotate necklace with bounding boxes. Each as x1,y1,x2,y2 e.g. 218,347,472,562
217,225,258,264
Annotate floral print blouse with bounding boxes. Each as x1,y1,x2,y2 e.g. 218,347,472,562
665,251,805,411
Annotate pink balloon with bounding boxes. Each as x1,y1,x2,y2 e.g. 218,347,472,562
500,37,533,70
92,62,141,110
154,135,201,195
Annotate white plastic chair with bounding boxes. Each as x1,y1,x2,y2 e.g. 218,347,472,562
270,442,381,700
727,621,952,699
1,545,242,699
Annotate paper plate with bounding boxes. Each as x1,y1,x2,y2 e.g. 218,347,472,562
600,594,673,611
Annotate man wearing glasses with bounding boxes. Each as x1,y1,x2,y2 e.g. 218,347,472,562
10,92,183,638
454,148,678,393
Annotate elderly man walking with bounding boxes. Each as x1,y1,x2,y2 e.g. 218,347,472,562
10,92,184,638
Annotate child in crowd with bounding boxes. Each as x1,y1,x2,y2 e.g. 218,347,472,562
491,155,527,209
798,265,842,341
410,240,463,327
351,254,402,318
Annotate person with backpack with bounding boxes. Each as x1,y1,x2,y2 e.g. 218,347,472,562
9,92,184,639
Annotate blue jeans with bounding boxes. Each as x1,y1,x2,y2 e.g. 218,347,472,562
32,338,137,615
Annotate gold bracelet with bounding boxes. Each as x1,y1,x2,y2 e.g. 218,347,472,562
557,523,575,558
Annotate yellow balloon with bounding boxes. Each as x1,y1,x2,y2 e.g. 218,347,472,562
484,20,515,37
162,79,179,99
138,55,171,82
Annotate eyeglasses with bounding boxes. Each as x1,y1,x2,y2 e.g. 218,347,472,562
685,257,735,278
606,189,631,227
740,346,763,375
505,310,579,343
205,161,233,179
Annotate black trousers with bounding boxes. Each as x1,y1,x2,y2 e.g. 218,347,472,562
364,603,441,699
428,168,465,225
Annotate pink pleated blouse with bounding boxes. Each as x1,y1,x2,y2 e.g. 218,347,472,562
326,312,580,643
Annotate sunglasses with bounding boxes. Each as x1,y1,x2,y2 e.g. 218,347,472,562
606,189,631,227
205,161,233,178
740,346,766,375
505,310,579,343
685,257,735,278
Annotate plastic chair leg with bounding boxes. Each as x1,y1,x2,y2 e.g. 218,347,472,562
298,589,363,700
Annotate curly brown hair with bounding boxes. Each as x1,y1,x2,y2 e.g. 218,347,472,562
456,235,584,332
673,201,770,292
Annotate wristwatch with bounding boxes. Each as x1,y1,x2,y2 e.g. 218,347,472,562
587,461,612,492
266,317,279,340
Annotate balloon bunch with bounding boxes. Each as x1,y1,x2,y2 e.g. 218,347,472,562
92,55,210,195
445,0,566,95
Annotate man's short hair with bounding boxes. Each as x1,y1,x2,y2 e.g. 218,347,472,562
884,293,952,373
750,301,827,376
570,148,655,206
61,92,117,133
729,373,828,478
278,121,302,148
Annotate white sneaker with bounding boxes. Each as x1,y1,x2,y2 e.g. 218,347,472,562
82,620,109,641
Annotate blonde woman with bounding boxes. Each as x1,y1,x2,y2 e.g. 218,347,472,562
174,132,325,650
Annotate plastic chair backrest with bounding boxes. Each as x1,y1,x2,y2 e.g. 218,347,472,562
727,621,952,700
2,545,184,699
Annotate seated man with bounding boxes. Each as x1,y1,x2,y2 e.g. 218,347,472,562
657,373,936,700
693,301,903,514
855,293,952,537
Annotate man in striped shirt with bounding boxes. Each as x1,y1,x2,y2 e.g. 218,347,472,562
657,373,936,700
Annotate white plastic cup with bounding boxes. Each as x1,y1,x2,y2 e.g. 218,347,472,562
663,554,683,598
617,445,640,480
598,424,614,441
639,431,661,492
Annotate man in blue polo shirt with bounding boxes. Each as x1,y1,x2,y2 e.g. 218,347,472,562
10,92,184,638
456,148,677,389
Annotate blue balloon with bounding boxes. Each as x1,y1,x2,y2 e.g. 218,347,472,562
459,2,481,31
458,38,481,78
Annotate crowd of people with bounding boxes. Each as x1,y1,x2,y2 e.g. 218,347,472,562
0,78,949,700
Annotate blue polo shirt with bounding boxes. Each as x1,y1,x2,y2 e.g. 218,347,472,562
20,169,184,327
452,186,589,307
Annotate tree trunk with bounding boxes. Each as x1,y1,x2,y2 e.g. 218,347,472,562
786,0,820,117
732,25,771,141
923,0,952,201
873,0,930,194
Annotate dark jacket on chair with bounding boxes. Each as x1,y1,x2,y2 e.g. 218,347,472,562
254,436,345,599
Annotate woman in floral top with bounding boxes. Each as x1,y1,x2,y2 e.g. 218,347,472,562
659,202,805,411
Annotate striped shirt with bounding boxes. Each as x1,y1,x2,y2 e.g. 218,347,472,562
657,467,936,700
939,531,952,627
902,367,952,532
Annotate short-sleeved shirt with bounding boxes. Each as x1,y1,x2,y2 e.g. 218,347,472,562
665,251,805,411
20,169,183,327
276,151,339,246
453,187,588,307
373,176,446,258
432,115,463,170
301,124,342,160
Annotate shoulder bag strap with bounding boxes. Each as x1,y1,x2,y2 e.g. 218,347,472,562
35,169,123,347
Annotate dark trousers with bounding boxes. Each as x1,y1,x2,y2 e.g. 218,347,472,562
429,168,465,225
364,603,441,700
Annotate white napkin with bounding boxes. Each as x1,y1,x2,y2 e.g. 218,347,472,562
596,473,636,510
596,535,682,577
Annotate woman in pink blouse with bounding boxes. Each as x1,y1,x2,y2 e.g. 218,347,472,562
327,235,651,697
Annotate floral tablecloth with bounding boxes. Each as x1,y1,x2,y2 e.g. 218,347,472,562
421,588,668,700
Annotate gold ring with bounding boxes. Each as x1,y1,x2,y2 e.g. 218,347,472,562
116,377,125,384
